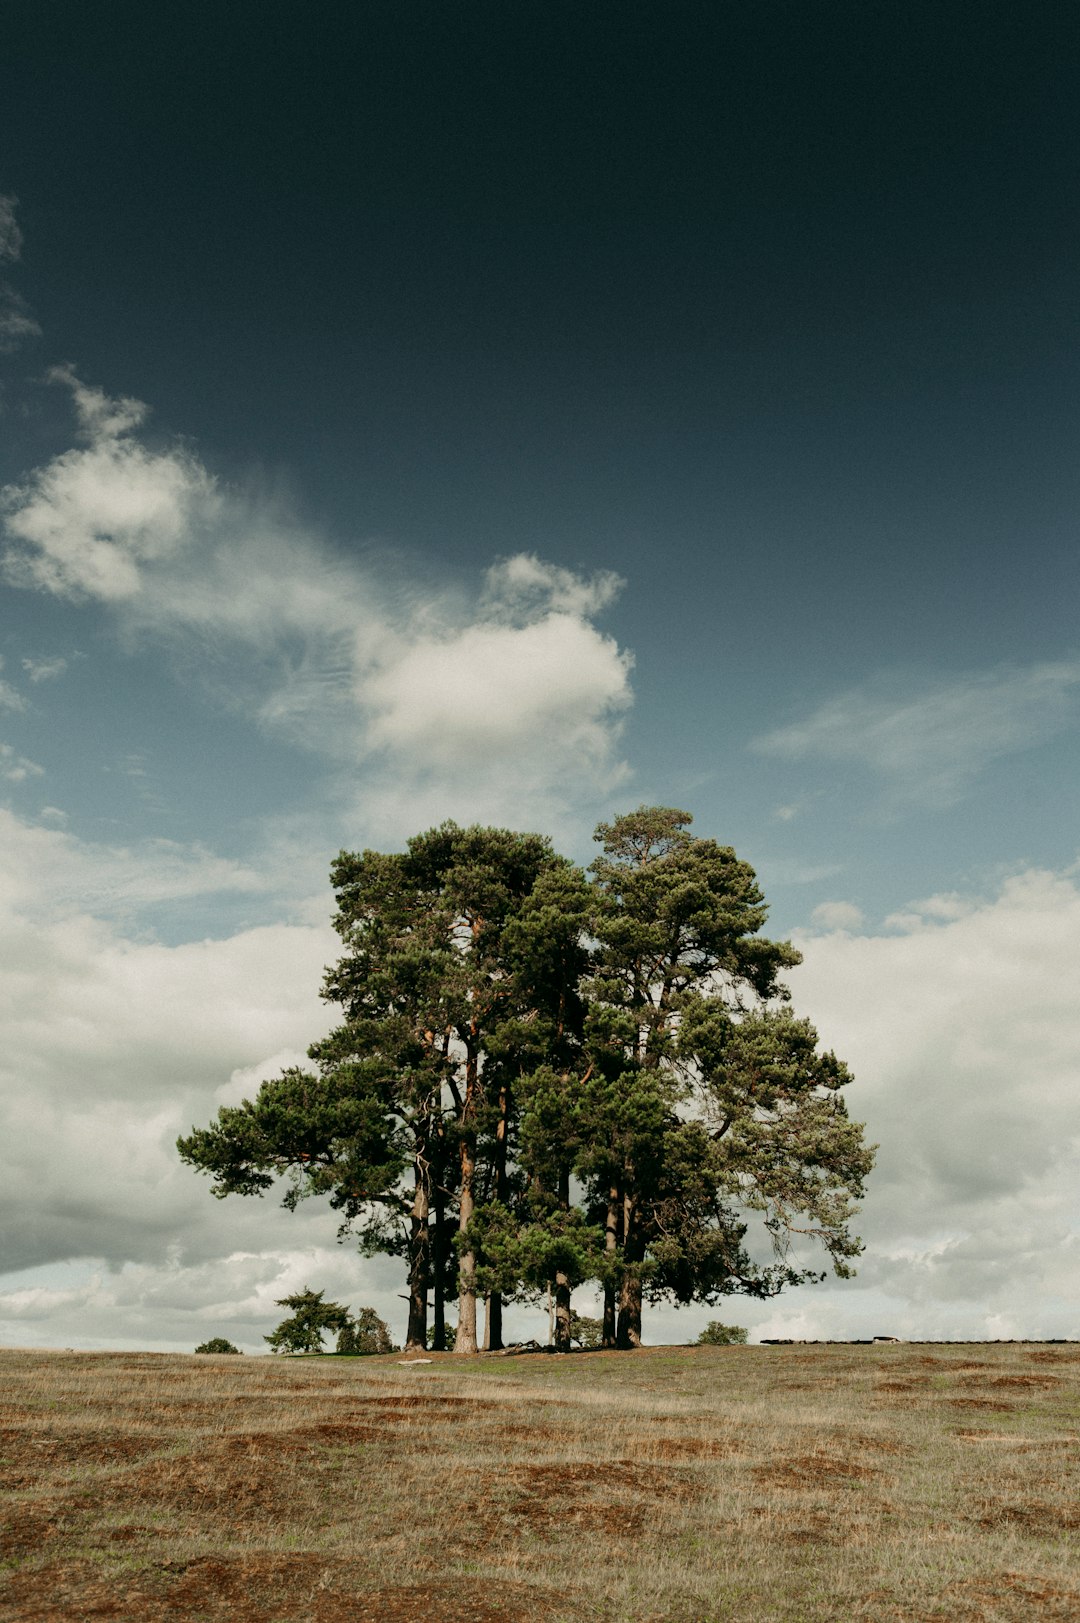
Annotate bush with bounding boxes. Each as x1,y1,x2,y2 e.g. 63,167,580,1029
695,1322,748,1346
195,1338,242,1354
426,1322,457,1351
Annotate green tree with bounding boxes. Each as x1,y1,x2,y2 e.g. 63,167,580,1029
264,1288,352,1354
317,823,579,1355
337,1306,395,1355
569,1311,604,1349
582,806,875,1347
194,1337,241,1354
696,1322,748,1345
179,807,872,1359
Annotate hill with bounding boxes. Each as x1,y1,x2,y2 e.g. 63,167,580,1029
1,1342,1077,1621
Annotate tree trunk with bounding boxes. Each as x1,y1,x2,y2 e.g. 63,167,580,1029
404,1171,430,1351
602,1185,620,1348
616,1191,643,1349
484,1077,509,1353
432,1182,446,1352
457,1131,478,1355
616,1273,642,1348
553,1273,572,1352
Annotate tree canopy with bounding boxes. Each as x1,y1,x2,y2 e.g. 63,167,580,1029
178,808,876,1353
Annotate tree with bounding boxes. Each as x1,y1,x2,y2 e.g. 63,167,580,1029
580,807,875,1347
696,1322,748,1346
264,1288,352,1355
569,1311,604,1349
324,824,577,1355
194,1337,241,1354
179,807,873,1358
337,1306,395,1355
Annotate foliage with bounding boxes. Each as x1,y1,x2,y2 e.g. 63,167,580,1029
695,1321,749,1345
336,1306,396,1355
264,1288,352,1355
181,807,875,1355
426,1321,457,1351
194,1337,241,1354
569,1312,604,1349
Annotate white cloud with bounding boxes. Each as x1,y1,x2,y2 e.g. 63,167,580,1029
0,743,42,782
1,792,1077,1349
1,368,219,600
21,654,68,683
482,552,624,620
754,660,1080,807
0,813,340,1309
774,863,1080,1337
2,371,635,831
810,899,864,931
0,807,267,922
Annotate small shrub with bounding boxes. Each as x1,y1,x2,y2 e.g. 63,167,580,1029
195,1338,242,1355
426,1322,457,1351
696,1321,748,1346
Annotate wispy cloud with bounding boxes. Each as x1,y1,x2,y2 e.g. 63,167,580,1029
0,193,41,352
754,661,1080,807
21,655,68,683
0,744,43,782
0,657,27,712
0,194,25,262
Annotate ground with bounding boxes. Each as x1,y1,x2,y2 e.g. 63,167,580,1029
1,1342,1078,1621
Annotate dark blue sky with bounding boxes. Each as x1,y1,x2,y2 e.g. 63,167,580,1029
1,0,1078,929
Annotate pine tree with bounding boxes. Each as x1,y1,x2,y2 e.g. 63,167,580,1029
582,806,874,1345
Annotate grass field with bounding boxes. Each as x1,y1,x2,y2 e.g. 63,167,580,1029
1,1341,1078,1622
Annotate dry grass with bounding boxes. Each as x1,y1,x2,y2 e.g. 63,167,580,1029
1,1341,1078,1621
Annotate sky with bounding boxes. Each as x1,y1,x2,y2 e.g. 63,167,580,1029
0,1,1078,1351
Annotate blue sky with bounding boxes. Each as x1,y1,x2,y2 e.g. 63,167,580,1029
0,3,1077,1349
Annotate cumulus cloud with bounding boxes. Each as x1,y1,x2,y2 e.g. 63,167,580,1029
2,367,219,600
768,864,1080,1339
0,815,339,1304
2,371,634,831
754,661,1080,808
0,797,1077,1349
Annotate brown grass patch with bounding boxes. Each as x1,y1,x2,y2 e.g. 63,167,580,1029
2,1554,565,1623
972,1499,1080,1536
630,1435,737,1460
918,1569,1080,1622
753,1450,879,1490
948,1398,1015,1412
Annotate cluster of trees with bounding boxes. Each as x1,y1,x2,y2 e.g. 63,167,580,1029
178,807,875,1355
264,1289,396,1355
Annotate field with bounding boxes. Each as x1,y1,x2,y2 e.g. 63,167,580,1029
1,1342,1078,1622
